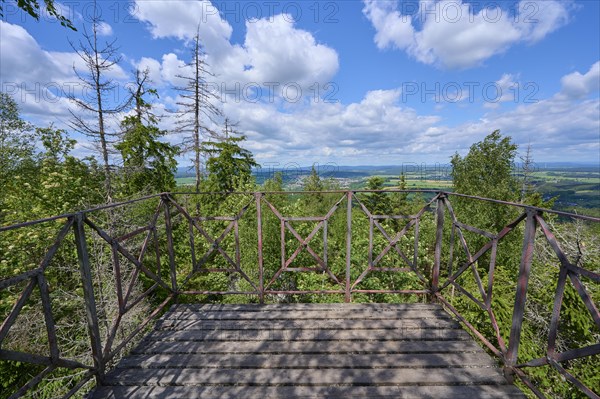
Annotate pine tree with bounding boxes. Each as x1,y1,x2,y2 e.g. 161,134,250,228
202,128,258,193
116,69,179,196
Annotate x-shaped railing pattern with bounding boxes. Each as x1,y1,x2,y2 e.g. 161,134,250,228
261,194,346,291
432,197,600,399
350,193,436,291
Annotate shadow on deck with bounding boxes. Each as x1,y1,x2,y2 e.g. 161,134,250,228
90,303,525,399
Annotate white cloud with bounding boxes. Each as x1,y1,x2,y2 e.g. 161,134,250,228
516,0,571,43
362,0,415,49
134,57,163,85
222,89,442,163
560,61,600,99
363,0,571,69
96,21,113,36
133,0,233,47
239,15,339,88
132,2,339,94
0,20,128,136
483,74,520,109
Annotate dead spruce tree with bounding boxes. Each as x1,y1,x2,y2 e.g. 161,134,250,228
68,11,129,201
174,32,222,193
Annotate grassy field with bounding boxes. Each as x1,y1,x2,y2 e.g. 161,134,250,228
176,177,195,186
175,165,599,214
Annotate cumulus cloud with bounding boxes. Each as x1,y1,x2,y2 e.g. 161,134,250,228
416,63,600,160
239,15,339,87
483,74,520,109
449,96,600,160
0,20,128,130
220,61,600,164
221,89,442,163
363,0,571,69
96,21,113,36
132,2,339,94
133,0,233,46
560,61,600,99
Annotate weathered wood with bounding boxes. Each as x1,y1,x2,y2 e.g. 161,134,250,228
0,278,36,345
168,303,441,312
255,193,264,304
89,304,524,399
73,214,104,383
162,309,452,320
506,210,537,367
132,338,487,355
144,327,470,342
117,352,496,369
155,317,461,330
345,192,352,302
92,385,526,399
104,366,511,386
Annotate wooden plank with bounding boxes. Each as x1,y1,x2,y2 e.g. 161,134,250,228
162,309,452,320
143,328,470,342
169,303,441,312
116,352,497,369
155,318,461,330
92,384,526,399
88,302,526,399
132,339,487,355
103,367,510,386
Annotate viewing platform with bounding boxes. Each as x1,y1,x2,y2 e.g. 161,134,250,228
1,191,598,398
91,303,525,399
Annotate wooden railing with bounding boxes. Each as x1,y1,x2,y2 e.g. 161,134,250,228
0,191,598,398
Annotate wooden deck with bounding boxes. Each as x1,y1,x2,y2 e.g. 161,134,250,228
89,303,526,399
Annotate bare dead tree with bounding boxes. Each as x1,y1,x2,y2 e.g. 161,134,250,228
173,31,222,193
519,141,536,203
68,4,130,201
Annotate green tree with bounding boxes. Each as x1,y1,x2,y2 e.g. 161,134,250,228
116,70,179,196
518,142,555,208
451,130,518,202
2,125,104,222
0,92,35,188
202,133,258,193
263,171,284,193
301,165,324,207
450,130,519,231
363,176,392,216
0,0,75,29
393,172,410,215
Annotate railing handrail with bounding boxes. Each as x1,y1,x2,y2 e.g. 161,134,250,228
2,190,598,233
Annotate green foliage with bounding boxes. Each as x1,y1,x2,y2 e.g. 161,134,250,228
116,116,178,196
451,130,519,231
0,0,76,29
0,92,35,189
451,130,518,201
202,135,258,193
361,176,392,216
116,72,179,197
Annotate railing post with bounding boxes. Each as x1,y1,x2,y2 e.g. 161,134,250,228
345,191,352,303
255,193,264,304
432,193,445,296
72,213,105,385
505,208,538,379
162,195,178,295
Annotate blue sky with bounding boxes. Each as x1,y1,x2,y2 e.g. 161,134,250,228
1,0,599,167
